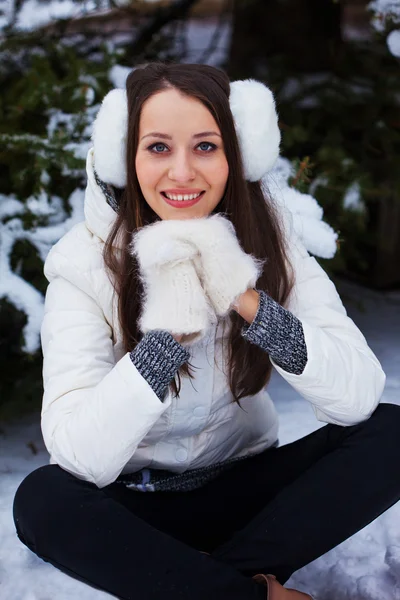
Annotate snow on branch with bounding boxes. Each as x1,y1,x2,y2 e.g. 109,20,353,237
0,191,84,353
368,0,400,58
263,158,338,260
368,1,400,32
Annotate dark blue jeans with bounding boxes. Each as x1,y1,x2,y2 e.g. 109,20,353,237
13,403,400,600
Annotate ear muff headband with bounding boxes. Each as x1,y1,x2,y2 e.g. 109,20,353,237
91,78,280,187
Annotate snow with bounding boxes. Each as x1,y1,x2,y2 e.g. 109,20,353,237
0,189,85,353
16,0,83,31
109,64,131,89
387,29,400,58
0,86,95,352
1,278,400,599
1,0,129,32
368,0,400,59
343,181,366,213
0,217,45,353
368,0,400,32
2,0,400,65
179,17,232,67
264,158,338,259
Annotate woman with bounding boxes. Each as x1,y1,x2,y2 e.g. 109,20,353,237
13,62,400,600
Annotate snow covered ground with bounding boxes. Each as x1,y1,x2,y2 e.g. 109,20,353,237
1,278,400,600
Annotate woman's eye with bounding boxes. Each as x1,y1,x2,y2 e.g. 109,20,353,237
149,143,168,153
197,142,216,152
147,142,216,154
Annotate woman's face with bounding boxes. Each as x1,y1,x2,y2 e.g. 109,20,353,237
135,88,229,220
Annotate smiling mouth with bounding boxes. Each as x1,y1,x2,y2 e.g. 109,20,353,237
161,191,205,202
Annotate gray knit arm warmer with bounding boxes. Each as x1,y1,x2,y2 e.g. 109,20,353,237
129,330,190,402
241,290,308,375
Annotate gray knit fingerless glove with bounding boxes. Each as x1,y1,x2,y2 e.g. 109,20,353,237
241,290,308,375
130,330,190,402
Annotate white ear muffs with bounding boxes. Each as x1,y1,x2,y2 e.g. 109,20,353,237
229,79,281,181
91,88,128,188
91,78,280,186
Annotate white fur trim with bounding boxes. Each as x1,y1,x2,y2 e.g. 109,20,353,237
91,88,128,187
229,79,281,181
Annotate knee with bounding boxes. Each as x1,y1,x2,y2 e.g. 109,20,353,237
367,403,400,450
13,465,76,550
370,402,400,426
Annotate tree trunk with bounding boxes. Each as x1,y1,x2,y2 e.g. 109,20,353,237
374,193,400,288
228,0,343,78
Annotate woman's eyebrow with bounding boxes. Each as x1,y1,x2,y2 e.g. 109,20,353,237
193,131,221,139
140,131,221,141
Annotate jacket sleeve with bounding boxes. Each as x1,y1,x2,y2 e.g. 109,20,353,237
40,249,174,489
269,233,386,426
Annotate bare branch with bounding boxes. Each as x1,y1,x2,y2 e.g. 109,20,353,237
196,0,232,64
129,0,201,59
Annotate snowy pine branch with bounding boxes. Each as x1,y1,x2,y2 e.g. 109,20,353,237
368,0,400,58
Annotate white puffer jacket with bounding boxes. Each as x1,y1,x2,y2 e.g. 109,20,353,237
40,148,386,488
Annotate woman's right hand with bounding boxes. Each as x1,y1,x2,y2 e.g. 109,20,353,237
130,223,216,343
172,332,200,345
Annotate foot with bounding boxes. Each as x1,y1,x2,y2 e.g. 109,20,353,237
253,574,314,599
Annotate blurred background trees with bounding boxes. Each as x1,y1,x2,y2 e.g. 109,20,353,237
230,0,400,289
1,0,399,420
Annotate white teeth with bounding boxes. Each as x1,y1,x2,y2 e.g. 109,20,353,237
164,192,202,201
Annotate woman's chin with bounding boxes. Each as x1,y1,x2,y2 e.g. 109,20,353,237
162,208,212,221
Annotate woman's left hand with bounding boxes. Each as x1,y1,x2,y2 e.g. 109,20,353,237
184,214,265,318
231,288,260,324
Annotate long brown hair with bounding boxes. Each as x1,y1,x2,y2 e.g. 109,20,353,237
103,62,295,403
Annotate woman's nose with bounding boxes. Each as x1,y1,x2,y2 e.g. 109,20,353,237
168,151,195,182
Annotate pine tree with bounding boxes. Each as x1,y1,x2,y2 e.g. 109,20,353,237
0,34,116,419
